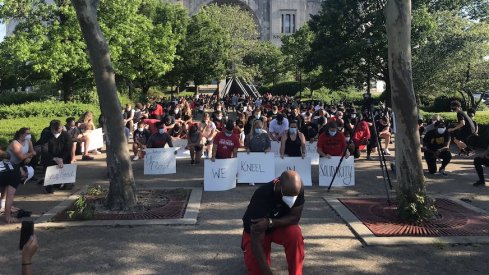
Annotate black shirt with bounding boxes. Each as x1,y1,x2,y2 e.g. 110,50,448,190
457,111,475,134
423,129,450,151
242,179,305,234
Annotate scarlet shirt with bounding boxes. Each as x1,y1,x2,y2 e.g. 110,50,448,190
317,131,347,156
213,132,240,159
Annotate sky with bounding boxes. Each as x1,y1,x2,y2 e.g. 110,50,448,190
0,23,5,42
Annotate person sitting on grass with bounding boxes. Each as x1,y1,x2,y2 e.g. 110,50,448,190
132,120,151,161
473,145,489,187
241,171,305,275
65,117,93,162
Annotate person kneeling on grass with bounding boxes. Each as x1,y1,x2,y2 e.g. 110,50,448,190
473,145,489,187
241,171,305,275
423,121,451,176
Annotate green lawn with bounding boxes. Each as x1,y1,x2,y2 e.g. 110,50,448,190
0,116,68,146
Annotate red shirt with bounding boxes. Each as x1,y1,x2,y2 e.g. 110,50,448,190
213,132,240,159
143,119,163,134
317,131,347,156
150,104,164,118
352,121,371,146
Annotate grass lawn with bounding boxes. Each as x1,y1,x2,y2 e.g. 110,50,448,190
0,116,70,146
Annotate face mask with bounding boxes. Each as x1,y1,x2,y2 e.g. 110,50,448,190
437,128,446,134
329,131,337,137
126,108,131,111
138,128,144,132
25,134,32,140
217,116,223,120
282,195,298,208
351,114,356,118
255,128,262,134
174,108,179,113
158,129,165,134
346,137,351,142
289,128,297,134
54,133,61,139
255,114,261,119
225,131,233,137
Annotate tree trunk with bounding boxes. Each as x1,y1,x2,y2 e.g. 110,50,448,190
72,0,137,210
384,0,435,223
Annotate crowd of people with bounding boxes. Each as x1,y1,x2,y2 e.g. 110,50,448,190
1,93,488,225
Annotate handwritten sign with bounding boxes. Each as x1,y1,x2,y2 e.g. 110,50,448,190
270,141,281,157
81,128,104,153
274,157,312,186
204,158,238,191
319,157,355,187
168,138,191,159
237,152,275,183
305,141,319,165
144,148,177,175
44,164,77,186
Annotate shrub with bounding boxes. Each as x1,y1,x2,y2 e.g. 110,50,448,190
0,90,56,105
0,101,100,119
67,196,95,220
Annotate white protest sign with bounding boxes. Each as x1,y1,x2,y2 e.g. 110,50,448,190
237,152,275,183
270,140,281,157
170,138,191,159
44,164,77,186
274,157,312,186
305,141,319,165
204,158,238,191
81,128,104,153
144,148,177,175
319,156,355,187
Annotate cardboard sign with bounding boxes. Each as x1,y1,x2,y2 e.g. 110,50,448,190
144,148,177,175
270,140,281,157
44,164,77,186
81,128,104,153
237,152,275,183
170,138,191,159
305,141,320,165
204,158,238,191
319,156,355,187
274,157,312,186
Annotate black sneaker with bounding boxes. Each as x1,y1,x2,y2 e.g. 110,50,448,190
191,160,195,165
473,181,486,187
82,155,94,161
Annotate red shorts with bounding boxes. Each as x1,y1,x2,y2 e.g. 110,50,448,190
241,225,304,275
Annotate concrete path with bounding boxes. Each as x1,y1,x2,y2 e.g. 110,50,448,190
1,144,489,274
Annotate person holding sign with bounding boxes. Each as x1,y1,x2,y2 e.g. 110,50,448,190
147,122,174,149
241,171,305,275
211,121,240,161
317,121,349,159
280,120,306,159
245,120,271,186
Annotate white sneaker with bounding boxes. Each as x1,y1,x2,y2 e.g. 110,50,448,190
249,182,255,186
91,150,102,155
383,149,391,156
133,155,139,161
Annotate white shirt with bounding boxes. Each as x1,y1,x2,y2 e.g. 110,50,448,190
269,118,289,136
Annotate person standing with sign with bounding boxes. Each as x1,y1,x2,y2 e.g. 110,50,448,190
317,121,349,159
211,121,240,161
241,171,305,275
147,122,174,149
280,120,306,159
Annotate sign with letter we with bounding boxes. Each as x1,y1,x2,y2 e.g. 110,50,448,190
204,158,238,191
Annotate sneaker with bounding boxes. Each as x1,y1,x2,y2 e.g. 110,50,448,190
366,156,373,161
91,150,102,155
82,155,94,161
383,149,391,156
132,155,139,161
473,181,486,187
249,182,255,186
465,148,475,157
191,160,195,165
438,168,447,176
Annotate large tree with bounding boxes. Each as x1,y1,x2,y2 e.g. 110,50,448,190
385,0,435,222
71,0,137,210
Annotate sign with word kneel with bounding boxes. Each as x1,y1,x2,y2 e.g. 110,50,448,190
237,152,275,183
44,164,77,186
144,148,177,175
204,158,238,191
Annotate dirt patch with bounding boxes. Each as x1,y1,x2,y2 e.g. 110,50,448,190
53,188,191,221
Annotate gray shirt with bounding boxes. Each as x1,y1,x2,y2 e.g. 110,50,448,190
245,133,271,152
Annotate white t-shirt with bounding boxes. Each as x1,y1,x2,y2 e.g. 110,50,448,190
269,118,289,136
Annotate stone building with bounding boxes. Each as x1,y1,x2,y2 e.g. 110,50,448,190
6,0,323,46
177,0,323,45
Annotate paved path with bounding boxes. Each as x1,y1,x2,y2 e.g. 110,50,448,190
1,144,489,274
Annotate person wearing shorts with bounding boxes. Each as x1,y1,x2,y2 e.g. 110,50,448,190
448,101,475,156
